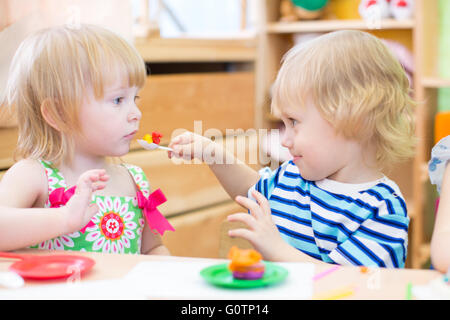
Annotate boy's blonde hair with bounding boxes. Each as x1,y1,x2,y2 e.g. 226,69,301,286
272,30,416,168
5,24,146,165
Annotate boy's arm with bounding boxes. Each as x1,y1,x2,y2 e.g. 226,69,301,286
431,164,450,273
208,157,260,200
168,132,260,200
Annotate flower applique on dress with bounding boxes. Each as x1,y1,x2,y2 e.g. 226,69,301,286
31,160,173,254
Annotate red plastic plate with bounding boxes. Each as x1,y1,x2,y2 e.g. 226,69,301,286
8,255,95,280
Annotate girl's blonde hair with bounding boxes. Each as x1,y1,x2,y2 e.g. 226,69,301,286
272,30,416,168
5,24,146,165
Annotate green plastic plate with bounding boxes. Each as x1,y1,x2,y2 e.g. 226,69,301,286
200,262,288,289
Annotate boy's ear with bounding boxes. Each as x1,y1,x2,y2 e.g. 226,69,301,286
40,98,61,132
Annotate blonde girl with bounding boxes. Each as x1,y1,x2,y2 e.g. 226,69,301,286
0,24,170,255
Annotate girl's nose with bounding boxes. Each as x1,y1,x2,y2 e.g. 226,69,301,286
128,104,142,122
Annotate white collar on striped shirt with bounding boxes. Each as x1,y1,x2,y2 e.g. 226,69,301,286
315,176,389,195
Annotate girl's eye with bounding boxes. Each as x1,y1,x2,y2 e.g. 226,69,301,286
289,118,298,126
113,97,124,105
134,95,140,103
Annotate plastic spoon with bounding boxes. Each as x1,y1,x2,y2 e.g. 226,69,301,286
137,139,173,151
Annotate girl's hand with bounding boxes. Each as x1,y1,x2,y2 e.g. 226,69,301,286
62,169,109,234
227,190,289,261
168,131,220,163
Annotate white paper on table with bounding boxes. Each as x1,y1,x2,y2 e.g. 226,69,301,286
123,261,315,300
0,260,314,300
412,277,450,300
0,278,146,300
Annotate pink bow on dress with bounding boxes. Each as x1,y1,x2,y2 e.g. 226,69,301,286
48,186,95,234
136,188,174,235
48,186,76,208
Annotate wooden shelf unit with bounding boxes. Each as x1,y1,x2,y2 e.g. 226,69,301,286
255,0,431,268
266,18,414,33
134,35,258,63
421,77,450,89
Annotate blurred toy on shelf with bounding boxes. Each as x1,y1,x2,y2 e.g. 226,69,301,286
390,0,414,20
280,0,329,21
358,0,414,21
358,0,390,20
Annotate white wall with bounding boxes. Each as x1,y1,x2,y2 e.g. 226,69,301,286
132,0,259,37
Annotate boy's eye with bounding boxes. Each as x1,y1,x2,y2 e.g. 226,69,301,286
134,95,140,103
113,97,124,105
289,118,298,126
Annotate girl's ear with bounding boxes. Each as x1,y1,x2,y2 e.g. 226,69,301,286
40,98,61,132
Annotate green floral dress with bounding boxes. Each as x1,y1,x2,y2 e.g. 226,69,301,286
30,160,150,254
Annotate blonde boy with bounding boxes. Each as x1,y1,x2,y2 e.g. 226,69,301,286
169,30,415,267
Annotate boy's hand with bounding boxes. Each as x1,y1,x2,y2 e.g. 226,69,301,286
62,169,109,234
227,190,289,261
168,131,220,162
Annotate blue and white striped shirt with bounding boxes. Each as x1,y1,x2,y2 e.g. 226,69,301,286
248,161,409,268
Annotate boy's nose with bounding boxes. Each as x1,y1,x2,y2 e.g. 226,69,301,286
281,130,292,149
